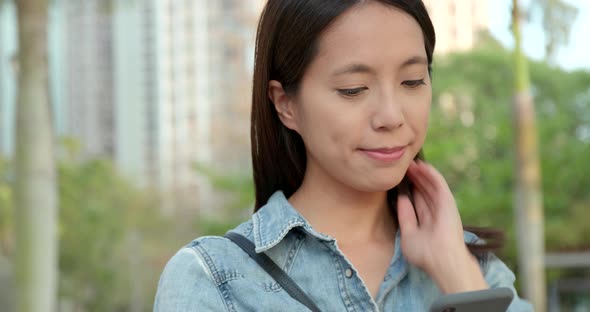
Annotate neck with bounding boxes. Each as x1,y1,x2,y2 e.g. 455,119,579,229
288,163,397,245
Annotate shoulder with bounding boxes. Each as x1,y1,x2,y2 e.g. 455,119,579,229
165,219,254,280
154,221,254,311
461,231,516,289
154,239,231,311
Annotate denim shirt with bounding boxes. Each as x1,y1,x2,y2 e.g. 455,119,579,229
154,191,533,311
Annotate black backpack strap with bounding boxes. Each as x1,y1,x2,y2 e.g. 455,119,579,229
224,232,321,312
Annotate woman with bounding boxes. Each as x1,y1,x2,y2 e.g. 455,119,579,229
154,0,532,310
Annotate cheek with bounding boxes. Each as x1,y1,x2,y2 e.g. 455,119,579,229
402,92,431,157
299,108,353,151
405,92,431,131
295,96,363,157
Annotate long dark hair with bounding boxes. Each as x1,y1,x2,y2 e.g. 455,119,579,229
250,0,502,254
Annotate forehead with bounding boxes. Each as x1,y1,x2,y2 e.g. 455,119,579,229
314,2,426,69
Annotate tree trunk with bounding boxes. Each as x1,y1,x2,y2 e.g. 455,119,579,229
511,1,546,311
14,0,58,311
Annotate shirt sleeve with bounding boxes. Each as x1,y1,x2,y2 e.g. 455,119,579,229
154,247,228,312
483,253,534,312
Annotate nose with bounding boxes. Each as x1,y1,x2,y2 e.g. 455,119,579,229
371,89,405,131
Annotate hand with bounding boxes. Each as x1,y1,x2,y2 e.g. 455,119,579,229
397,160,488,294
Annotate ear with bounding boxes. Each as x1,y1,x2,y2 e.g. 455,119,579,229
268,80,299,132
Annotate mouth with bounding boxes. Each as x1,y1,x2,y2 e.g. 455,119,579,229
358,145,407,162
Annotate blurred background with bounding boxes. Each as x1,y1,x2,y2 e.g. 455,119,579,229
0,0,588,311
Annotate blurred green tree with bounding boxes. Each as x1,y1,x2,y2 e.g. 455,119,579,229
57,156,173,311
13,0,59,311
0,157,13,257
511,1,546,308
57,159,130,311
0,156,14,311
192,163,253,236
427,32,590,276
1,151,178,311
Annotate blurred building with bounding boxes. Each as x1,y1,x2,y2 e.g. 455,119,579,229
0,2,17,157
423,0,490,54
49,0,67,138
63,0,117,159
141,0,259,214
0,0,260,214
201,0,258,169
0,0,261,213
53,0,178,210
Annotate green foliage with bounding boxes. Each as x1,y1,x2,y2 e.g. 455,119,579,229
192,162,253,235
56,157,179,311
0,156,14,256
193,162,254,212
1,152,176,311
58,159,131,310
426,45,590,272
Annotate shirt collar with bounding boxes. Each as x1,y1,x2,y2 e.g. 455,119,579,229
252,191,333,253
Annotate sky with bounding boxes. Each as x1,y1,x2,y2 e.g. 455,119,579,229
488,0,590,71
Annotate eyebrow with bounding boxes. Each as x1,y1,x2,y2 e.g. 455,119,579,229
331,56,429,77
331,63,375,76
400,56,429,68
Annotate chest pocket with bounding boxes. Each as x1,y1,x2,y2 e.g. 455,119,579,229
224,232,321,312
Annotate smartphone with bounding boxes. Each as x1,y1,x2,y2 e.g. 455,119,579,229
430,288,514,312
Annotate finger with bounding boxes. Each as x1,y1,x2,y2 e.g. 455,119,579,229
408,162,446,220
406,162,436,204
418,161,452,195
413,188,431,226
417,162,459,220
412,161,439,194
397,195,418,234
412,161,454,206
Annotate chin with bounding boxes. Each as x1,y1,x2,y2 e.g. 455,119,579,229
354,175,406,193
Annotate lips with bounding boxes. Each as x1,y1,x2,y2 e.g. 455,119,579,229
359,145,407,162
363,146,405,153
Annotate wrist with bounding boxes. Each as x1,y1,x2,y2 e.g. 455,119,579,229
428,249,489,294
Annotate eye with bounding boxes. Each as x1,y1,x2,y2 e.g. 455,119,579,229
402,79,426,88
337,87,368,98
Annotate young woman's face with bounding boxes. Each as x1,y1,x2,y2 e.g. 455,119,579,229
274,2,431,192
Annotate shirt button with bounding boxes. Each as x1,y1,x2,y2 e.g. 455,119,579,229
345,268,353,278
